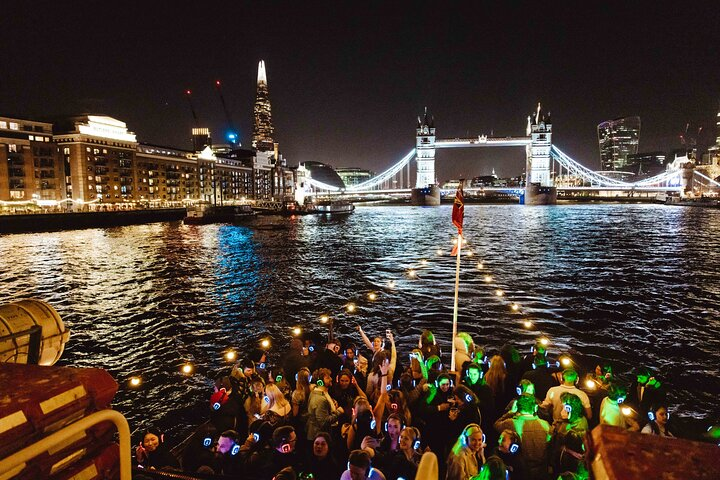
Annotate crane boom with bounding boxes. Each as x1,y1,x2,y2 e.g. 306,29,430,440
214,80,239,146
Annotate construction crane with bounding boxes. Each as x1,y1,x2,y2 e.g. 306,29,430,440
679,122,703,160
184,89,199,127
214,80,239,147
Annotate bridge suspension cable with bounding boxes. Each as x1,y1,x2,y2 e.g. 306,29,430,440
693,170,720,187
550,146,631,187
346,149,416,192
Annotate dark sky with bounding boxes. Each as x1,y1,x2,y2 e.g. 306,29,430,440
1,1,718,179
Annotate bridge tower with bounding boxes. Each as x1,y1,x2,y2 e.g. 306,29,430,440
411,108,441,205
524,103,557,205
416,108,436,188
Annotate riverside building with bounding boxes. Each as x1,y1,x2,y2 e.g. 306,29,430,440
0,114,293,210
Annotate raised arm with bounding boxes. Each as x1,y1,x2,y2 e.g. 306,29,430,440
356,325,374,351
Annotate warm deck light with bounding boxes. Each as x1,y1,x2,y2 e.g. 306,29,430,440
560,356,571,367
436,249,443,256
511,303,519,311
495,290,504,297
387,280,396,289
368,292,377,301
539,337,549,346
484,275,492,283
621,406,633,416
420,259,428,266
292,327,302,336
476,262,484,269
407,269,417,278
585,379,596,390
261,339,271,349
129,376,142,387
346,303,356,313
523,320,533,329
225,350,237,361
466,251,474,257
181,363,194,375
319,315,329,324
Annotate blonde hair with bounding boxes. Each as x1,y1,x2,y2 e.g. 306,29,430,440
484,355,507,396
263,383,290,414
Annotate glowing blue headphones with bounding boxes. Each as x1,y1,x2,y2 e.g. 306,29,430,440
264,395,270,404
308,345,315,352
648,410,669,421
516,386,522,396
212,402,221,410
275,374,283,382
465,393,473,403
231,444,240,455
259,362,266,369
370,418,376,430
564,404,572,414
252,432,260,443
510,443,519,454
203,437,212,447
617,396,625,404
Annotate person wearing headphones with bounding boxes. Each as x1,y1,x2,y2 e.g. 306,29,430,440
540,369,592,422
385,426,423,480
446,423,486,480
491,429,528,480
135,427,180,471
493,394,550,480
341,449,387,480
306,368,344,442
641,404,674,437
246,425,305,479
599,384,639,431
215,429,244,476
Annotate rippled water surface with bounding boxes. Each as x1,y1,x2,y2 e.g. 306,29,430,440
1,204,719,440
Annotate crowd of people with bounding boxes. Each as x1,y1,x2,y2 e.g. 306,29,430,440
135,325,675,480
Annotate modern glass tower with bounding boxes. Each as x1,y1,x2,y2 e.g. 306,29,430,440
597,116,641,171
252,60,275,152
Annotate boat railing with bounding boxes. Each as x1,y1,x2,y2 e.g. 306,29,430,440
0,409,132,480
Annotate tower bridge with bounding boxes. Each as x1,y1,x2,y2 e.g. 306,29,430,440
301,104,720,204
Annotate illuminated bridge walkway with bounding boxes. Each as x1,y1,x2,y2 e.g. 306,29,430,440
304,145,720,197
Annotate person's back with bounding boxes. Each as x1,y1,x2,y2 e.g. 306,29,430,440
494,395,550,480
521,362,556,402
542,370,591,422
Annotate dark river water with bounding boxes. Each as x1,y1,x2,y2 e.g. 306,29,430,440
1,204,719,442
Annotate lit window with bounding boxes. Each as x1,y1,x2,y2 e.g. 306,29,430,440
0,121,6,129
9,122,19,130
28,135,34,141
9,144,17,152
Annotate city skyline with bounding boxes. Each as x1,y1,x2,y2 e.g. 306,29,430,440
1,2,718,179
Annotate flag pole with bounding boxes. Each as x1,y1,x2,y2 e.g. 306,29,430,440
450,233,462,372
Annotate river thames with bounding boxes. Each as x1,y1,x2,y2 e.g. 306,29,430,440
1,204,719,441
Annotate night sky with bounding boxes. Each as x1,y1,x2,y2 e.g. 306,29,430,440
1,1,718,179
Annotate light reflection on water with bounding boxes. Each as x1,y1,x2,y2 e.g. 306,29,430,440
1,204,719,440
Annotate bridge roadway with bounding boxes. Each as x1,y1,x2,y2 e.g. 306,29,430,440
313,185,683,197
435,136,532,148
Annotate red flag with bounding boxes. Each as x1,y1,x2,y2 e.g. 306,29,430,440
450,182,464,256
452,182,464,235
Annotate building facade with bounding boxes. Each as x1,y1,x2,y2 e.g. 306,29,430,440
597,116,641,171
335,167,375,187
0,116,60,202
0,114,291,208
